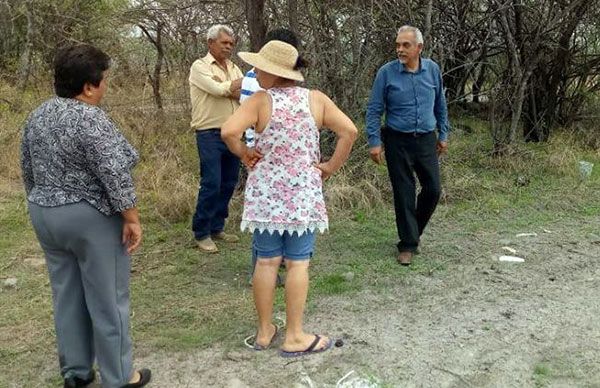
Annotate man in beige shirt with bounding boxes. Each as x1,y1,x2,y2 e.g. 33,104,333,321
189,24,243,253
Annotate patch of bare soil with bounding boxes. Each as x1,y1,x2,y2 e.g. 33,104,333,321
129,218,600,387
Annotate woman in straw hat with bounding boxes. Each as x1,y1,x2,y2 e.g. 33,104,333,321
222,40,358,357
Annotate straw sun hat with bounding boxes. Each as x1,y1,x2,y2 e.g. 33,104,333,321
238,40,304,82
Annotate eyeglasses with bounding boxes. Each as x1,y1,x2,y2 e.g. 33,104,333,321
396,41,416,49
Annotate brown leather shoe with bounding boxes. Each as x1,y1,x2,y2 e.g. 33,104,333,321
196,237,219,253
397,251,413,266
211,231,239,243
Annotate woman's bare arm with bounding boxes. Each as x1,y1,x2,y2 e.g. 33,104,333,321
221,91,267,167
311,90,358,179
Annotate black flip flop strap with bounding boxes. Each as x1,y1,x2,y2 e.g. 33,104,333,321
305,334,321,352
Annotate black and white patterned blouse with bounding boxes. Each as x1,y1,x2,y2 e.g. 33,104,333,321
20,97,139,216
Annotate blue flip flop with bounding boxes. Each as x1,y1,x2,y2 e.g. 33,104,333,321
279,334,333,358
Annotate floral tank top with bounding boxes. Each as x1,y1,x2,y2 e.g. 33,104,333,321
240,87,328,235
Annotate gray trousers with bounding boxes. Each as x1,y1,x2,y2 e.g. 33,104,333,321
28,201,133,388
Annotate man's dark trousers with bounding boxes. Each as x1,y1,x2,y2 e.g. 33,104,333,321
193,129,240,240
383,128,441,253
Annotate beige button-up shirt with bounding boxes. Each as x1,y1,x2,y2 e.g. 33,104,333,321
189,52,243,130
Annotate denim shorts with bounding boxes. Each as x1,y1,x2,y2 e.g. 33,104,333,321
253,230,316,260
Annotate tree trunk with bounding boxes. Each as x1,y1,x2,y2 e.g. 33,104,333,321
288,0,298,34
245,0,267,51
472,62,487,104
152,24,164,111
17,0,34,91
508,69,531,144
495,4,525,148
139,23,164,111
422,0,433,54
522,0,593,142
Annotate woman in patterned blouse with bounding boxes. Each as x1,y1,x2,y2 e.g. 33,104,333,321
222,41,358,357
20,45,150,388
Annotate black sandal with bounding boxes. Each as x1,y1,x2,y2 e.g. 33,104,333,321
121,369,152,388
64,373,95,388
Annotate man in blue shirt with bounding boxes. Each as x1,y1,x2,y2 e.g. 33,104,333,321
365,25,449,266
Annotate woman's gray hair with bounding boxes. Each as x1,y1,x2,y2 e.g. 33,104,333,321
206,24,235,41
397,25,424,44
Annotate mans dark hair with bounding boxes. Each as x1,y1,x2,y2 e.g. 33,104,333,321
263,28,307,70
54,44,111,98
264,28,299,48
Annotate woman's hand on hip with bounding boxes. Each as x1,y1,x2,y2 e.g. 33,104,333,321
316,161,335,181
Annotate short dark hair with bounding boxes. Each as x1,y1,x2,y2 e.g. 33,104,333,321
263,28,307,70
54,44,111,98
264,28,299,48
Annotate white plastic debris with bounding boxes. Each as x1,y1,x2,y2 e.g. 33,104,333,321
297,372,316,388
336,370,381,388
499,255,525,263
337,371,357,387
501,246,517,254
226,378,249,388
3,277,18,288
579,160,594,179
516,233,537,237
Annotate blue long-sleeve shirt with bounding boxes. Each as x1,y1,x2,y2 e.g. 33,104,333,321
365,58,449,147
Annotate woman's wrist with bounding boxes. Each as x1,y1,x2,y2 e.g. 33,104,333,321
121,207,140,224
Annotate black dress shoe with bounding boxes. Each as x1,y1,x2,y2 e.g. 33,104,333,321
64,373,95,388
121,369,151,388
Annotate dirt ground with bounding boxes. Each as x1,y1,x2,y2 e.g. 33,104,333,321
112,217,599,387
11,211,599,387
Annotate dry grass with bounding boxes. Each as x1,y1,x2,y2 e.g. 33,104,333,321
2,79,599,225
0,84,47,182
2,79,600,386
